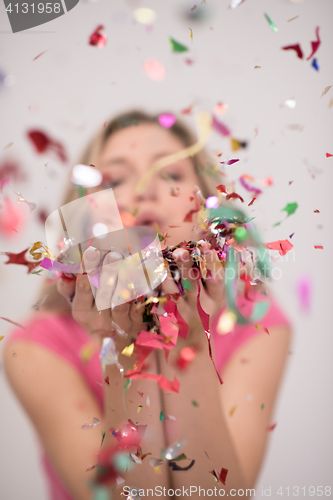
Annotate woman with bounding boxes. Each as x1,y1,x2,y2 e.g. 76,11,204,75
3,110,291,499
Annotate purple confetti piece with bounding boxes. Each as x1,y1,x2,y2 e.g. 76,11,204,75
212,115,231,137
220,159,239,165
239,176,262,195
297,275,311,311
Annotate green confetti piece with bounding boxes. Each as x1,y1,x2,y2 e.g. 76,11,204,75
182,278,192,291
282,202,298,217
261,403,265,410
159,410,165,421
123,378,130,397
172,453,188,461
168,37,189,53
31,269,43,276
264,13,278,32
101,430,105,447
92,486,109,500
76,185,86,197
234,227,248,241
191,400,199,407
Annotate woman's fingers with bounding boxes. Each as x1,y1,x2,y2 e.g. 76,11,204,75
72,273,95,324
95,251,123,311
199,242,226,315
173,248,199,307
56,277,76,304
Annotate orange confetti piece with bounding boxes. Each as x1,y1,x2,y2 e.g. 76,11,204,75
229,405,237,417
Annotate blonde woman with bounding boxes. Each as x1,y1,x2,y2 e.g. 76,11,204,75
3,110,291,500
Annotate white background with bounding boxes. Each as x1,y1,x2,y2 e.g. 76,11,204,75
0,0,332,498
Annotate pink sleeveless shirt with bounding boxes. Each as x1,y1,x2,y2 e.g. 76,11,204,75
5,295,290,500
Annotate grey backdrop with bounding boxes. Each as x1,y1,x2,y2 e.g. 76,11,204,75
0,0,332,498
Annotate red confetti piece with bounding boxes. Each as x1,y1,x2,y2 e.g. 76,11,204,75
219,467,228,485
314,245,323,249
326,153,333,157
264,327,270,335
261,176,274,186
89,25,107,48
248,197,256,206
1,247,40,273
216,184,227,194
125,371,180,393
104,376,110,385
33,51,46,61
306,26,320,61
282,44,303,59
265,239,294,256
226,192,244,202
314,209,320,213
27,130,67,163
267,422,277,431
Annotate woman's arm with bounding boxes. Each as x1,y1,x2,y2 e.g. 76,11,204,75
217,323,292,488
3,339,104,500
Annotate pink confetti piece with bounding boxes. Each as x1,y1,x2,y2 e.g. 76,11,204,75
158,114,176,128
314,245,323,249
306,26,320,61
144,58,166,81
0,177,10,192
213,102,228,115
220,159,239,165
39,257,72,273
89,25,107,48
261,177,274,186
33,51,46,61
125,371,180,393
212,115,231,137
282,44,303,59
191,4,197,11
297,275,311,311
265,240,294,256
0,317,28,330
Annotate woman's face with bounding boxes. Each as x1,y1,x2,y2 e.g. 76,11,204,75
96,122,203,246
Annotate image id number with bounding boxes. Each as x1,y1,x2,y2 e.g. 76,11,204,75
6,3,61,14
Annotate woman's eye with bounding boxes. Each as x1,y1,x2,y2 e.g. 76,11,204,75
102,179,123,189
160,172,183,182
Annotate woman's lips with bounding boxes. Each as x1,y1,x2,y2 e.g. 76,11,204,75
134,210,163,229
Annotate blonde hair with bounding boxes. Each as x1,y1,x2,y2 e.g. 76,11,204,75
38,109,222,313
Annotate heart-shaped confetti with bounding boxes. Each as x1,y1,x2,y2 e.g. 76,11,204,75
158,114,176,128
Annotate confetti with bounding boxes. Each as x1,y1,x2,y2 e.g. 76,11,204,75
0,197,27,236
104,376,110,385
159,410,164,421
230,138,247,151
312,58,319,71
0,335,4,341
121,343,135,357
133,7,156,25
80,343,96,363
189,28,193,42
267,423,277,432
89,25,107,48
192,400,199,407
168,37,189,53
212,115,231,137
31,294,48,311
261,403,265,410
220,158,239,165
143,59,166,81
14,191,36,211
297,275,311,310
230,0,246,8
0,317,27,330
248,197,256,206
191,5,197,11
264,13,278,32
239,176,262,196
213,102,228,115
282,44,303,59
326,153,333,158
125,371,180,393
282,202,298,217
265,240,294,256
306,26,320,61
288,16,299,22
254,66,261,69
0,177,10,192
314,245,323,249
254,325,262,330
158,114,176,128
229,405,237,416
1,248,40,273
27,130,67,162
33,51,46,61
320,86,332,98
285,98,296,108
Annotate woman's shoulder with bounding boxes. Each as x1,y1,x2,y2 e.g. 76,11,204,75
4,311,91,368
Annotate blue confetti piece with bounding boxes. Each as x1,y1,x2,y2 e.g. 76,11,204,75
312,58,319,71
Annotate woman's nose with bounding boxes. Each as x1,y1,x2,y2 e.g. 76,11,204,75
134,177,157,202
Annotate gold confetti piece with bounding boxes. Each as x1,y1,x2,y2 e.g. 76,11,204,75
13,191,36,211
0,335,4,341
137,404,143,414
254,65,261,68
254,324,262,330
136,112,212,195
80,343,95,363
320,85,332,98
121,343,135,357
154,467,162,474
287,15,299,22
29,241,54,261
189,27,193,42
229,405,237,417
328,99,333,108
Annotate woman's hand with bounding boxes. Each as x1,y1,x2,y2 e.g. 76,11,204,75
56,248,148,340
160,241,227,328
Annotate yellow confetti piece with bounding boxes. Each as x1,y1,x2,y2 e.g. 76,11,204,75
80,343,95,363
229,405,237,417
189,27,193,42
328,98,333,108
136,112,212,195
0,335,4,342
121,343,135,357
217,310,237,334
29,241,54,261
254,324,262,330
137,404,143,414
154,467,162,474
230,137,242,151
133,7,156,25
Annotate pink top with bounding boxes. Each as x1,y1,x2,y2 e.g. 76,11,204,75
5,295,290,500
